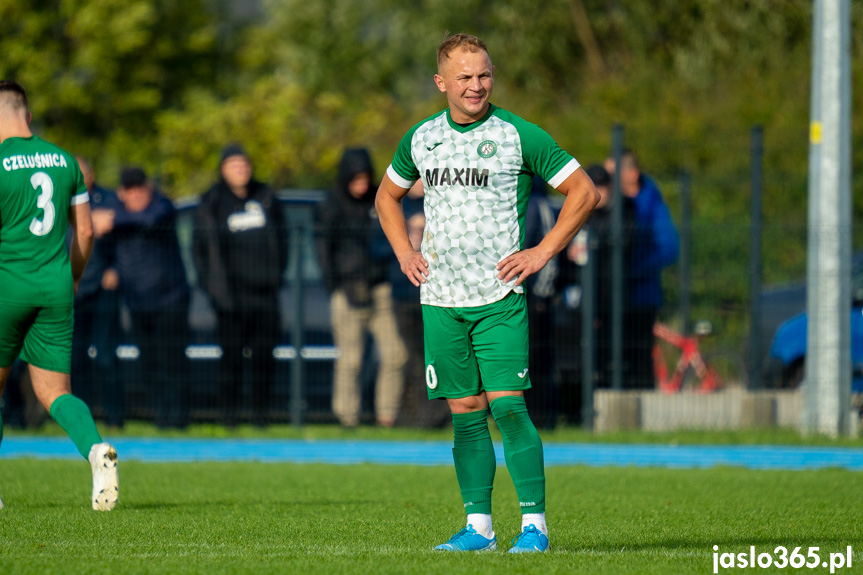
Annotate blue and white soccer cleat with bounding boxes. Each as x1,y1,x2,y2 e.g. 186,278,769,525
508,524,549,553
434,525,497,551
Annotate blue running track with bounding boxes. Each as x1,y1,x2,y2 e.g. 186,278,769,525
2,438,863,470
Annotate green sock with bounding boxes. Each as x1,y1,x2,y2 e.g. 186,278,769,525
490,395,545,514
451,409,496,515
49,394,102,459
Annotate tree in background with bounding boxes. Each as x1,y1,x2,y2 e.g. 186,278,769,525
2,0,861,305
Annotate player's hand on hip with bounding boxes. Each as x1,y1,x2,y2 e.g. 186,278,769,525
497,248,549,286
399,251,429,287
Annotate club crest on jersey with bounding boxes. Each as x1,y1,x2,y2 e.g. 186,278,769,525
477,140,497,158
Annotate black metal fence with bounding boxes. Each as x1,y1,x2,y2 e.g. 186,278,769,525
3,126,860,431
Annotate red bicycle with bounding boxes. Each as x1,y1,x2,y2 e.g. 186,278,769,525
652,321,747,393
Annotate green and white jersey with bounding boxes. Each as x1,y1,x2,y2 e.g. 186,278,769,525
0,135,88,306
387,104,579,308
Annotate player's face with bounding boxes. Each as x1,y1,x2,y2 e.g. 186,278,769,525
435,48,494,124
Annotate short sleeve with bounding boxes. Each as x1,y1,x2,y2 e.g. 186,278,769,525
70,157,89,205
387,124,422,188
518,122,580,189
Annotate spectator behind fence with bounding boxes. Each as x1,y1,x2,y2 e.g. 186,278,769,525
70,157,123,428
92,167,190,429
605,150,679,389
317,148,407,428
573,164,637,391
385,181,449,428
192,145,287,428
522,175,561,429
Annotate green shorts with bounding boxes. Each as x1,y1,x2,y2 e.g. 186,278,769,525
0,303,74,373
422,291,530,400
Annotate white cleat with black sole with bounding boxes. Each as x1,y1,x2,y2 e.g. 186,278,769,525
89,442,119,511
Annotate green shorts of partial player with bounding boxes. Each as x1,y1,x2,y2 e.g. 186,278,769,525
422,290,530,400
0,302,73,373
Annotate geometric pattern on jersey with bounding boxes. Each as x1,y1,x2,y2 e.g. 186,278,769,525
387,104,579,308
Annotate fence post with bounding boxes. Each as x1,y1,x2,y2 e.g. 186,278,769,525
749,126,764,389
804,0,852,436
290,224,306,427
581,231,596,429
610,124,625,391
677,170,692,335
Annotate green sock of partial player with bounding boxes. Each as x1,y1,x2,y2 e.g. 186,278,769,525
451,409,496,515
490,396,546,514
49,394,102,459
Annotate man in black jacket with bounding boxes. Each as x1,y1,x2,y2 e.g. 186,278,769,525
192,145,288,428
317,148,406,428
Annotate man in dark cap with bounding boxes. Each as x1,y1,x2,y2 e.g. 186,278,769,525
92,166,190,429
192,145,287,428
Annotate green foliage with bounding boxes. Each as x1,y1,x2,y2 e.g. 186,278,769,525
0,0,227,179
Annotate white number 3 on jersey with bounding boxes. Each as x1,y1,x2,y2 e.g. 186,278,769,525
29,171,56,236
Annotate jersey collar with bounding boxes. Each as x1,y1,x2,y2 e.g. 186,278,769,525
445,104,496,133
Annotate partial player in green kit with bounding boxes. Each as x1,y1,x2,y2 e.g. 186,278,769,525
376,35,599,552
0,81,118,511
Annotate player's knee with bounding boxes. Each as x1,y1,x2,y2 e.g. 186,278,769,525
447,394,488,414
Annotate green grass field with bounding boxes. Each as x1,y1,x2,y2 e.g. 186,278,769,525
1,459,861,574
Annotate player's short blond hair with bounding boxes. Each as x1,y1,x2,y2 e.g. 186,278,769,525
437,33,489,71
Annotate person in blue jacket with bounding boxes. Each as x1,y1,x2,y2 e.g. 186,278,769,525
91,167,190,428
607,150,679,389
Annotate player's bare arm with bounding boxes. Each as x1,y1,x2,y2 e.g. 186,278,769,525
68,200,95,293
376,173,429,287
497,167,599,285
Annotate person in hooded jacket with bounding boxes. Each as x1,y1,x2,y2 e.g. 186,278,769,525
317,148,407,428
192,145,288,427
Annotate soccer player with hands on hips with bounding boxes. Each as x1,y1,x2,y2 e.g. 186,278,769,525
0,81,119,511
376,34,599,553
